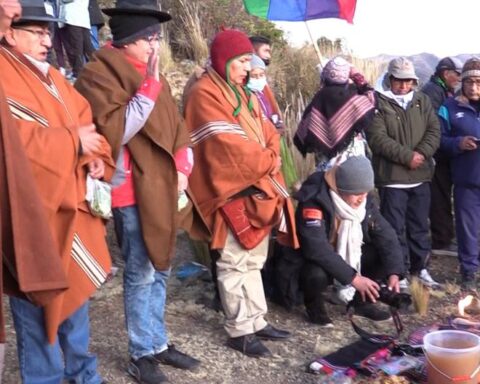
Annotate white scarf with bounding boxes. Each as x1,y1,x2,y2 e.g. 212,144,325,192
380,90,414,110
330,189,367,303
25,54,50,76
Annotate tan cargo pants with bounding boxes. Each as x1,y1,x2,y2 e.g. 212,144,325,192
217,230,269,337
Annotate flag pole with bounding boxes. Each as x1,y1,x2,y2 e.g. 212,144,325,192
304,20,323,67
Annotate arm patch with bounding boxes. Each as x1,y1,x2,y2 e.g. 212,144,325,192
303,208,323,220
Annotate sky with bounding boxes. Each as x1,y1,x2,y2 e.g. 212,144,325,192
275,0,480,58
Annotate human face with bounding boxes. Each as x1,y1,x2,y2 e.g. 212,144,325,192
339,192,368,209
228,54,251,85
249,67,265,80
443,69,461,91
7,23,51,61
389,76,415,95
255,43,271,63
463,77,480,101
123,33,161,64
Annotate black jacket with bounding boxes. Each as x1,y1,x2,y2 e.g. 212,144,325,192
295,171,404,285
422,76,452,161
421,76,450,112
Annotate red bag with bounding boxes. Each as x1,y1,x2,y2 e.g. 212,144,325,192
220,197,271,250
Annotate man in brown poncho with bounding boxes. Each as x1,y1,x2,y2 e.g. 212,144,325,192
75,1,209,383
0,0,116,382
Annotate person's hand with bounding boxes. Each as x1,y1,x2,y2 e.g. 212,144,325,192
0,0,21,38
270,156,282,175
459,136,479,151
87,158,105,179
387,275,400,293
351,274,380,303
177,171,188,192
146,46,159,81
78,123,103,156
409,151,425,169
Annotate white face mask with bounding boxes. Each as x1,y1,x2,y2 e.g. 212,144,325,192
247,76,267,92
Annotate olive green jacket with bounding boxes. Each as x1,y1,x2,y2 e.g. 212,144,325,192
366,91,440,186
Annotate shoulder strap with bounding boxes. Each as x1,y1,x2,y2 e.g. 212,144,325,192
347,306,402,343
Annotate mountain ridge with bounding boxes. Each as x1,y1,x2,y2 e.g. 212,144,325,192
370,52,480,85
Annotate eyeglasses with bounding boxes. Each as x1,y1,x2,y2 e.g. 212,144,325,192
464,79,480,87
141,33,162,44
14,27,52,40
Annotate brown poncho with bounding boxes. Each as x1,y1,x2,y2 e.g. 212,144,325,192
184,67,298,249
75,47,209,270
0,46,115,343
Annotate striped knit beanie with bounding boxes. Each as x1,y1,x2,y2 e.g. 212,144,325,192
462,58,480,80
322,56,351,85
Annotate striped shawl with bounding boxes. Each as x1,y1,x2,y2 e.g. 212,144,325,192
294,83,375,158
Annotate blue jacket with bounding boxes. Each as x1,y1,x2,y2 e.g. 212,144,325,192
439,97,480,187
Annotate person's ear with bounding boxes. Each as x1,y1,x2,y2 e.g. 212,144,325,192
3,28,17,47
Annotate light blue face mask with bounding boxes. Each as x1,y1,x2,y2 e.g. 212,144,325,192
247,76,267,92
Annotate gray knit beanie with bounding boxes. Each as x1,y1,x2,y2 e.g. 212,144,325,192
335,156,374,194
250,54,266,71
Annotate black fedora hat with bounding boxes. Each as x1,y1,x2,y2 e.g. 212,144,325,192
102,0,171,22
14,0,63,24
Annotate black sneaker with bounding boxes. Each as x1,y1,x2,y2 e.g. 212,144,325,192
353,303,391,321
128,356,168,384
432,243,458,257
227,334,272,358
255,324,291,340
153,345,200,370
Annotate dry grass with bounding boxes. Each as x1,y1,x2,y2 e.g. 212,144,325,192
170,0,209,64
410,277,431,316
158,39,175,73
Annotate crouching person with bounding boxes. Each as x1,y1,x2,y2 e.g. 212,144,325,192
276,156,404,325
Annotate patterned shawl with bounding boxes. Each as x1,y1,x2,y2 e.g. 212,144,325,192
294,83,375,158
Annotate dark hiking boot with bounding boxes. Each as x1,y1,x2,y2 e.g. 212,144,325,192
128,356,168,384
306,298,334,327
153,345,200,370
227,334,272,358
255,324,291,340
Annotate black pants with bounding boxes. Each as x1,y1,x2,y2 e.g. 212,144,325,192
301,243,386,316
430,159,454,248
379,184,431,274
60,25,94,77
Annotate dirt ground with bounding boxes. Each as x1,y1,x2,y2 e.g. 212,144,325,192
2,227,464,384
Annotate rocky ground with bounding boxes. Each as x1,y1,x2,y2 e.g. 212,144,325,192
2,227,465,384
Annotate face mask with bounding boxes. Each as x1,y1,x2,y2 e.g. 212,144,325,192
247,77,267,92
262,58,271,66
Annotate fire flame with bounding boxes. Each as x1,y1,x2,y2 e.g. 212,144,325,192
459,295,480,316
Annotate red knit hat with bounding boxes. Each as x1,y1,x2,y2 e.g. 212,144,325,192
210,29,254,81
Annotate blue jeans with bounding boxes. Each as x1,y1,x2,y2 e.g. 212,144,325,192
89,26,99,51
113,205,170,360
10,297,102,384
